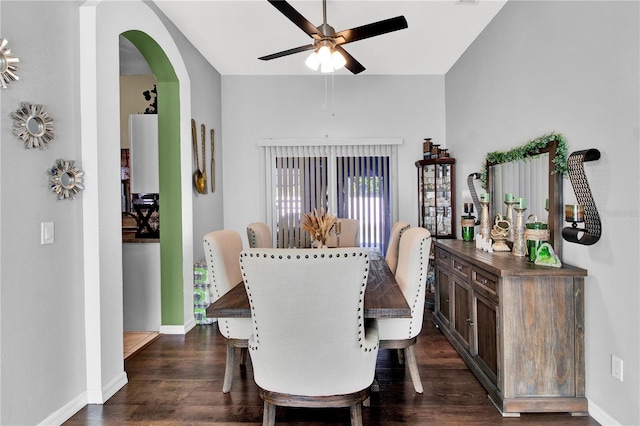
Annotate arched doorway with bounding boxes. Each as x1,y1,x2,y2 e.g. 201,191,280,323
80,0,194,403
122,30,184,327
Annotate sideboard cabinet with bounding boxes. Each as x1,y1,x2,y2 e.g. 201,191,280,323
433,240,588,417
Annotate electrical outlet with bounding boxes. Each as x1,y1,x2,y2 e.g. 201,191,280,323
611,355,623,382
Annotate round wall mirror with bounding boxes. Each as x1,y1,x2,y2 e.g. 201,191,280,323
48,159,84,200
11,102,54,148
26,115,45,136
0,38,19,89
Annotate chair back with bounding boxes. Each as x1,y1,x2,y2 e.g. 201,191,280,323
395,227,432,338
239,248,379,396
246,222,273,248
203,230,252,339
326,218,360,247
385,221,411,275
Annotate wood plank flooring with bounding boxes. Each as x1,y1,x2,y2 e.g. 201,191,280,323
66,311,600,425
124,331,160,360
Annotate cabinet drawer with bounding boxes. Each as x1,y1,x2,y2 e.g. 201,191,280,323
451,256,470,280
472,267,499,301
435,248,452,270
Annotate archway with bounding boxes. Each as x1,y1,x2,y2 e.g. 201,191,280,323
80,0,194,403
122,30,184,326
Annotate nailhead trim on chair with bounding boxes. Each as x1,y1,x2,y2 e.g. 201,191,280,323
247,227,258,248
407,235,430,339
204,238,234,336
240,249,376,351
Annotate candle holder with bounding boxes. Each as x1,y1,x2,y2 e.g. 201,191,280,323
504,200,515,241
512,207,527,257
461,215,476,242
480,200,491,243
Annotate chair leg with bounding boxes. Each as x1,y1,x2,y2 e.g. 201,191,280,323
222,342,235,393
405,345,423,393
263,401,276,426
350,403,363,426
397,348,405,365
240,347,248,365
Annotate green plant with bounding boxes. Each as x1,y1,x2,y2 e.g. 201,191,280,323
479,132,568,189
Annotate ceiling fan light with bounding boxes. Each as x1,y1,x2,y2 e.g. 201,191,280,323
317,45,332,64
320,61,334,73
331,50,346,70
305,51,320,71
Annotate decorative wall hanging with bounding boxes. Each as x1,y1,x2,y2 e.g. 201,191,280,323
466,172,481,225
562,148,601,245
210,128,215,193
191,119,205,194
200,124,208,194
11,102,54,148
48,159,85,200
143,84,157,114
0,38,19,88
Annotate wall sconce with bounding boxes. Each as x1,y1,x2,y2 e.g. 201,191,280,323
562,149,601,245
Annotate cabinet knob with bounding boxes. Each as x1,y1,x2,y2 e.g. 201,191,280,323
466,318,474,327
480,278,488,284
456,265,463,270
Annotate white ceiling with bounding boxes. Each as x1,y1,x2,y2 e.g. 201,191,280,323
152,0,507,75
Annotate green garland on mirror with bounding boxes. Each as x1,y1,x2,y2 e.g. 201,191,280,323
480,132,568,189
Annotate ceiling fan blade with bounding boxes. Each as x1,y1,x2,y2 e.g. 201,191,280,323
267,0,324,39
259,44,316,61
335,46,365,75
333,16,408,45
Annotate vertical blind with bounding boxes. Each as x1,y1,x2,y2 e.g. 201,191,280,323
261,141,399,253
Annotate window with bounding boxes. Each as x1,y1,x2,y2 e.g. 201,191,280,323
260,139,401,253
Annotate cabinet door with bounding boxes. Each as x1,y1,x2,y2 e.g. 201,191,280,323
436,267,451,326
472,290,498,384
452,277,471,350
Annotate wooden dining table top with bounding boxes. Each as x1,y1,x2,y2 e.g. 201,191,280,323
206,248,411,319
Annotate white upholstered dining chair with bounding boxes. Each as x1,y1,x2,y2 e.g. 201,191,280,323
202,230,253,393
326,218,360,247
385,221,411,275
246,222,273,248
376,226,432,393
239,247,379,426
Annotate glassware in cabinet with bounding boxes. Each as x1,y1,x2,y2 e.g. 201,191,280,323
416,157,456,239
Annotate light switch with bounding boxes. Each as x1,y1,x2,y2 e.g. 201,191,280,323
41,222,54,245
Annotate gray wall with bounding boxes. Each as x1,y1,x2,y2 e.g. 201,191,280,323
0,0,223,423
221,75,446,243
0,1,86,424
445,1,639,424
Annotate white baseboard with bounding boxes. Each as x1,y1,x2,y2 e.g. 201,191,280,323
588,398,621,426
102,371,129,402
160,317,196,335
38,392,87,426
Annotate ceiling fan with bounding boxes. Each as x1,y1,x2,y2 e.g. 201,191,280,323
259,0,408,74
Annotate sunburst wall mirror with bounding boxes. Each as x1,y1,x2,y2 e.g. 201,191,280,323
11,102,54,148
48,159,85,200
0,38,19,88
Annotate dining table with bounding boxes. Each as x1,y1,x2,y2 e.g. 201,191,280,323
206,248,411,320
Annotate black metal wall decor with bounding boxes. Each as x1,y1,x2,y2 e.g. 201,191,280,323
562,149,601,245
467,172,482,225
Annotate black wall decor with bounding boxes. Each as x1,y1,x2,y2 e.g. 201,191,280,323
562,149,601,245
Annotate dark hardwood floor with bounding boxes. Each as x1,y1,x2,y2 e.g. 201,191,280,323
66,310,600,425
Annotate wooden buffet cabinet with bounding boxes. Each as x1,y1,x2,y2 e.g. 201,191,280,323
433,240,588,417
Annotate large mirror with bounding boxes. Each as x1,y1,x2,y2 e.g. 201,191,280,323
486,138,564,258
